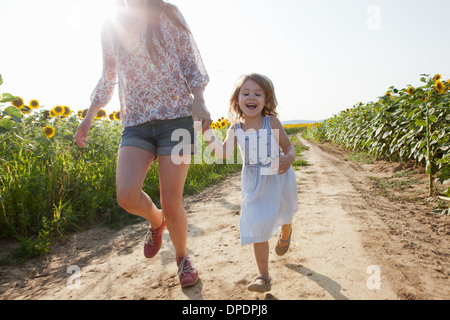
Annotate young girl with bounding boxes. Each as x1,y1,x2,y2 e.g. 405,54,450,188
204,73,298,292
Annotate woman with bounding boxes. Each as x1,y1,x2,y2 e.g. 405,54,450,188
75,0,211,288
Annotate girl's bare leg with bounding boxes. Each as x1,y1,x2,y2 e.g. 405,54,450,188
158,155,191,259
116,146,163,229
279,224,292,247
253,241,270,278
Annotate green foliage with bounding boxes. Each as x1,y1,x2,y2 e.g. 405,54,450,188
305,74,450,197
0,73,241,261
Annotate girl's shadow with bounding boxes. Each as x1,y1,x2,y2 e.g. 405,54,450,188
285,264,349,300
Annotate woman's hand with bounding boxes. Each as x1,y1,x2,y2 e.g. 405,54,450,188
191,87,212,133
75,117,93,148
192,100,212,133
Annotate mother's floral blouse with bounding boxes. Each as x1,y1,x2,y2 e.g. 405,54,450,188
90,5,209,128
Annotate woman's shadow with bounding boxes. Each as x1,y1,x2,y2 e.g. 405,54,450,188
285,264,349,300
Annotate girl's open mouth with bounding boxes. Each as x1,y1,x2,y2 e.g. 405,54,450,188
246,103,257,110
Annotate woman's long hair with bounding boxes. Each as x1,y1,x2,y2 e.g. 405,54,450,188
114,0,189,64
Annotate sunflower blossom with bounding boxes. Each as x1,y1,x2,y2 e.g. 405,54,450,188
29,99,40,109
95,109,107,119
52,105,64,116
12,97,24,109
42,126,55,139
434,80,446,94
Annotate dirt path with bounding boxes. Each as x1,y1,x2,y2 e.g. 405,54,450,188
1,136,449,300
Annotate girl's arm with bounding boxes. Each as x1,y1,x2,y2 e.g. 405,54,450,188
203,126,237,160
270,117,296,175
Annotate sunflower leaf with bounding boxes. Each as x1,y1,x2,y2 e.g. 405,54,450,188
0,118,13,133
0,74,3,86
415,119,427,127
0,93,18,103
5,106,23,119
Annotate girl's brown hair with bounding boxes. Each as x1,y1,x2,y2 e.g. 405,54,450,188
114,0,190,64
229,73,279,124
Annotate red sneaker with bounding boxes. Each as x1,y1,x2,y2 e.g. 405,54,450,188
177,256,199,288
143,220,166,259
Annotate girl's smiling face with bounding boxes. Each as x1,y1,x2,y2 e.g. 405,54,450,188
239,79,266,119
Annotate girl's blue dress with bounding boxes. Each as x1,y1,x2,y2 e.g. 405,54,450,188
235,116,298,245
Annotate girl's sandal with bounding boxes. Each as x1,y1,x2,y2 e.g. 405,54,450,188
247,274,272,293
275,229,292,256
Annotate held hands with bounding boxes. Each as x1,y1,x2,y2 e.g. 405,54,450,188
191,88,211,134
192,100,212,134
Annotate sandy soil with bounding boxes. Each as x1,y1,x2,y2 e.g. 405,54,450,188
1,136,449,300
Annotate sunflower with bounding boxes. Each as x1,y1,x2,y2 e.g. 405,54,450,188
114,111,121,121
42,126,55,139
433,74,442,82
109,112,116,121
77,109,88,119
29,99,40,109
52,105,64,116
62,106,71,117
42,110,51,119
95,109,107,119
434,80,446,94
385,92,392,98
20,106,32,114
406,87,414,95
12,97,24,109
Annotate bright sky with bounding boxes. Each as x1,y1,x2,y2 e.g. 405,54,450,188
1,0,450,122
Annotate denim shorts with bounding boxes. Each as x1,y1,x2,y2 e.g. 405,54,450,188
119,116,196,157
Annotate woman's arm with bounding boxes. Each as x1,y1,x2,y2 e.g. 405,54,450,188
89,21,117,115
171,6,211,132
203,126,237,160
75,21,117,148
192,87,212,133
172,6,210,93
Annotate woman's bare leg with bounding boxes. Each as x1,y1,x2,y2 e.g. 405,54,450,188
158,155,191,259
116,146,163,229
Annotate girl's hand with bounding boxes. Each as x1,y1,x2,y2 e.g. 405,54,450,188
75,118,93,148
271,155,294,175
277,155,292,175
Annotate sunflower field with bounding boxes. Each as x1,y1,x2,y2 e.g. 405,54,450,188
0,74,239,260
305,74,450,198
